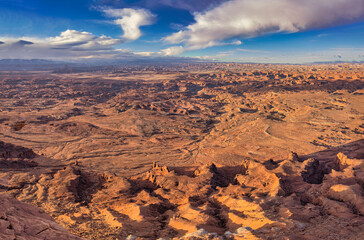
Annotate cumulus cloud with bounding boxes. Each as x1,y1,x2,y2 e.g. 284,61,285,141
161,46,185,56
0,30,203,62
103,8,155,41
134,46,185,57
47,30,123,50
165,0,364,49
160,39,241,56
0,30,129,59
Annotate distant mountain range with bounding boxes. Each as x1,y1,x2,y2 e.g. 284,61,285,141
0,59,71,70
311,60,364,64
0,59,67,64
0,58,363,71
0,57,207,70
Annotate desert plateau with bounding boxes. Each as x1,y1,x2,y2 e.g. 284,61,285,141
1,0,364,239
0,63,363,239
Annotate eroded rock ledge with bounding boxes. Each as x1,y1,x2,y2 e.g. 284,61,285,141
0,194,84,240
2,151,363,239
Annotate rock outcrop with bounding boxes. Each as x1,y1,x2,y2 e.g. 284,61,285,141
4,151,362,239
0,195,83,240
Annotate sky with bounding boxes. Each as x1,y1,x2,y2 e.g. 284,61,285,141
0,0,364,63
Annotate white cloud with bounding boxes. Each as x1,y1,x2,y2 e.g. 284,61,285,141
47,30,123,49
161,46,185,56
160,39,241,56
157,40,242,56
0,30,204,62
165,0,364,49
103,8,155,41
134,51,158,57
0,30,129,59
134,46,185,57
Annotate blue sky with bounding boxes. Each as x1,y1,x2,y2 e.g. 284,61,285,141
0,0,363,63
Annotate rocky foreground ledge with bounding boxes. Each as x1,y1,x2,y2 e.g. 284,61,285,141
1,146,363,239
0,195,84,240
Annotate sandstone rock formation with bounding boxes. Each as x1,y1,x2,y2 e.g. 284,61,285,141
1,150,361,239
0,194,83,240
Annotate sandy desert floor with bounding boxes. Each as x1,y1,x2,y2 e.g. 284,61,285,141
0,63,363,239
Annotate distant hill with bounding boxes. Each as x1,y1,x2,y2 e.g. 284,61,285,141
0,57,209,71
1,58,362,71
312,60,364,64
0,59,71,71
